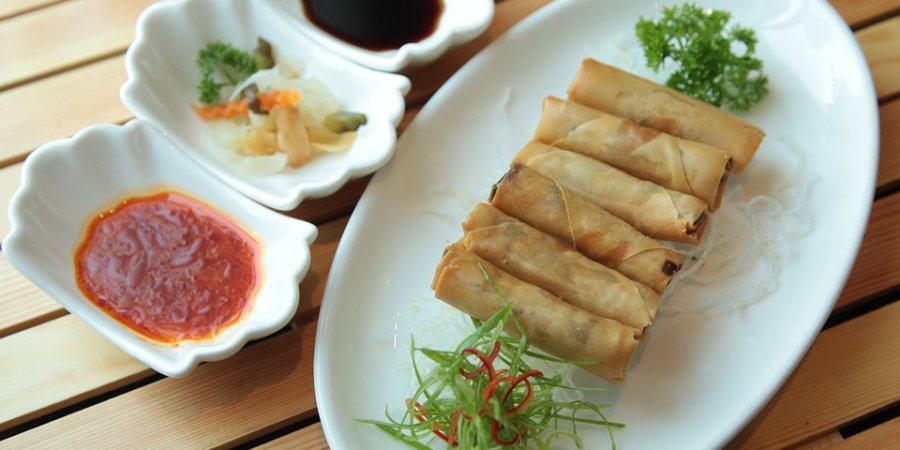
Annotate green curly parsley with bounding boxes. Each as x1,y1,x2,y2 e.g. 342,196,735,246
635,3,768,111
195,41,259,106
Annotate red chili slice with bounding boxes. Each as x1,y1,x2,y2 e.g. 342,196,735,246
502,369,543,415
459,341,501,379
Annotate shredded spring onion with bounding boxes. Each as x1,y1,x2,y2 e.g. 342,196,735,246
362,300,622,449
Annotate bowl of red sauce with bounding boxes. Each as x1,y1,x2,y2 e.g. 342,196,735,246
3,120,317,377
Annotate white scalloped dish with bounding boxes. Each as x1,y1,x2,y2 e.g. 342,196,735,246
121,0,411,211
268,0,495,72
2,121,318,377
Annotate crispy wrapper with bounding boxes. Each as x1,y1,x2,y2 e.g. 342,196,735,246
431,243,641,382
567,58,764,173
462,203,662,331
512,142,709,244
535,96,733,210
489,165,682,293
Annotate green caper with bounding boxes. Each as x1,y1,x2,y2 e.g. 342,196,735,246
253,37,274,70
324,112,368,133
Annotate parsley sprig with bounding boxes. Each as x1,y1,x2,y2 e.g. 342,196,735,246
635,3,768,111
195,42,259,106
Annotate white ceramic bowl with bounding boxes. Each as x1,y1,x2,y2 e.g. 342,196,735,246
3,120,317,377
121,0,411,211
269,0,495,72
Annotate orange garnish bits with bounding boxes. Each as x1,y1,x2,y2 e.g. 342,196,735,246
191,89,301,120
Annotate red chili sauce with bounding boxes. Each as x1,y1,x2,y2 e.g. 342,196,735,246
74,192,261,343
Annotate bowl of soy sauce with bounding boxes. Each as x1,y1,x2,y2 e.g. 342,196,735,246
272,0,494,72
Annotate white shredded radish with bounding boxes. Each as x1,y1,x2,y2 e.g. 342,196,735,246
662,135,817,314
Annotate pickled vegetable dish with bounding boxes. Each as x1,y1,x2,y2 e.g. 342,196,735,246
192,38,367,174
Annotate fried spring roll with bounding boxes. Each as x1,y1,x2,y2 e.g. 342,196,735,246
512,142,708,244
490,165,682,293
567,58,765,173
431,243,640,382
535,96,733,210
461,203,662,330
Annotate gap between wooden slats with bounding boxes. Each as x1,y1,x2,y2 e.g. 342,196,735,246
831,416,900,449
253,422,328,450
0,0,64,21
0,216,348,434
877,99,900,193
831,0,900,30
0,254,63,337
0,56,130,167
724,300,900,449
0,0,153,91
0,318,319,449
835,192,900,310
858,16,900,100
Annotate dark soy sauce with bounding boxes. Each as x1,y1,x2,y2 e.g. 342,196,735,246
300,0,444,51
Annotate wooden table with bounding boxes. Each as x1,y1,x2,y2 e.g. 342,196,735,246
1,0,898,448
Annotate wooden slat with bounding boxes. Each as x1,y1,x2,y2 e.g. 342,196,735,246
0,0,151,90
831,0,900,29
831,416,900,449
858,15,900,100
0,163,21,237
0,56,130,167
836,192,900,310
0,0,63,20
254,423,329,450
0,217,348,432
877,98,900,188
725,300,900,449
790,432,844,450
0,253,64,338
294,216,349,324
0,314,148,432
0,319,318,449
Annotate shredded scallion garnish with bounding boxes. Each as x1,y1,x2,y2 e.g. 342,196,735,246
359,291,623,449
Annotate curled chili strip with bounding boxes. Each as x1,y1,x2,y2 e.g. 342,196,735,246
407,400,459,446
502,369,543,415
459,341,501,379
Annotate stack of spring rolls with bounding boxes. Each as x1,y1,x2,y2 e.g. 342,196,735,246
431,58,765,383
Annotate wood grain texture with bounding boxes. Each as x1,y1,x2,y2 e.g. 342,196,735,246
254,423,329,450
831,0,900,29
0,163,20,237
725,300,900,449
0,253,64,338
0,0,63,20
858,15,900,99
0,320,318,449
0,0,152,90
831,416,900,449
0,56,130,167
0,314,148,432
790,432,844,450
294,216,349,325
836,192,900,309
877,98,900,188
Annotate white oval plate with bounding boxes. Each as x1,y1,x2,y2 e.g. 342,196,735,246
121,0,410,211
268,0,494,72
315,0,878,448
3,120,317,378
